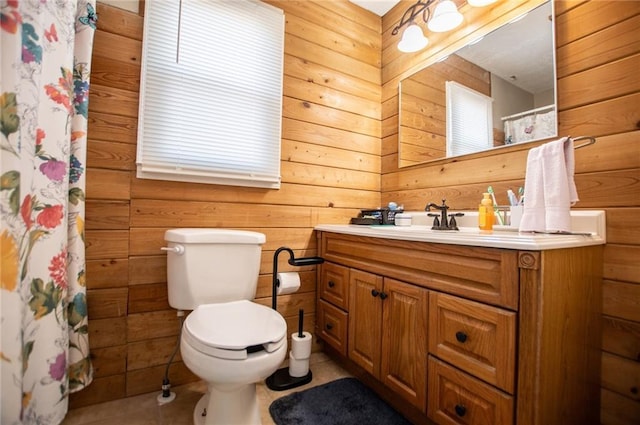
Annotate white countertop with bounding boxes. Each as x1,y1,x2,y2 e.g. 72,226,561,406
315,210,606,251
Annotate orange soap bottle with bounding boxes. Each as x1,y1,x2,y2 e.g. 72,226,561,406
478,193,494,231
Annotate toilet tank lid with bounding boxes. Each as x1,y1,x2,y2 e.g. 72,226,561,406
164,228,266,244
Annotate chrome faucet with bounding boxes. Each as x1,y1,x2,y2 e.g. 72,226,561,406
425,199,463,230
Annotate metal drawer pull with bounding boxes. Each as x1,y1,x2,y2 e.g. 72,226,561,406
325,323,334,331
328,281,335,288
455,331,468,343
371,289,379,297
454,404,466,417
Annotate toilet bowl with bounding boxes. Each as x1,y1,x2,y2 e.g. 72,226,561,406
181,301,287,425
163,228,286,425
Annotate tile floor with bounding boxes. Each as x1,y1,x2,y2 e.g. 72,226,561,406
61,352,351,425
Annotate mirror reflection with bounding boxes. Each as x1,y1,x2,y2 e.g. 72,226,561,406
398,1,555,167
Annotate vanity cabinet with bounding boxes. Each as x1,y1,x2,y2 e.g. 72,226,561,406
348,270,428,411
315,231,602,425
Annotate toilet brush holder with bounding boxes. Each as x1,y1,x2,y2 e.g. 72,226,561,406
266,309,313,391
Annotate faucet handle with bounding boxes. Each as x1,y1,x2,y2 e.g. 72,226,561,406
427,213,441,229
447,212,464,231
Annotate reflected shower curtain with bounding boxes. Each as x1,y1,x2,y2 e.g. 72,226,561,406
1,1,96,423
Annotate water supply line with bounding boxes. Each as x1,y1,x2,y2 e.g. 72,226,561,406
157,310,185,405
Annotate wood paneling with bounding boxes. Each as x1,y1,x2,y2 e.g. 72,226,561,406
73,2,640,422
602,316,640,361
127,336,182,371
87,288,128,319
85,230,129,259
601,388,640,425
601,352,640,402
86,258,129,289
73,0,381,408
88,317,127,349
85,169,131,200
91,345,127,378
86,200,130,229
88,112,138,144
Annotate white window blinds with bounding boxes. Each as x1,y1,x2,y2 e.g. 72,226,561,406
137,0,284,189
445,81,493,157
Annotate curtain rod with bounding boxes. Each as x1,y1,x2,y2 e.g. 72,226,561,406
501,104,555,121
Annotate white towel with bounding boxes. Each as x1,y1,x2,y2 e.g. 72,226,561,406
519,137,579,232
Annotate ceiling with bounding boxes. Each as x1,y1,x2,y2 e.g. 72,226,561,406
349,0,400,16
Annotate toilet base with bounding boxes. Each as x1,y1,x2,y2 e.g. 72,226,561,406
193,384,261,425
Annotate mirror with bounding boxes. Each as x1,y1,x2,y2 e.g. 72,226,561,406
398,1,556,167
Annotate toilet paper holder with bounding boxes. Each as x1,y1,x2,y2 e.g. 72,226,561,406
267,247,324,391
271,247,324,310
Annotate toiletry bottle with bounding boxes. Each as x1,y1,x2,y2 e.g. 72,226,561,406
478,193,494,231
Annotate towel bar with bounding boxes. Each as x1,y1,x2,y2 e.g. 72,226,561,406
572,136,596,149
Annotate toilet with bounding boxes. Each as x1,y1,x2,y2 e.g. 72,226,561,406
164,228,287,425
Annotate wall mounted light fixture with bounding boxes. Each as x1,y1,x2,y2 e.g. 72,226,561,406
392,0,498,53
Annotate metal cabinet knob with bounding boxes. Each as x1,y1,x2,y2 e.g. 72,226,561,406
455,331,468,343
455,404,466,417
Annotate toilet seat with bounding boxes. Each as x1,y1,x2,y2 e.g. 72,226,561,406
183,300,287,360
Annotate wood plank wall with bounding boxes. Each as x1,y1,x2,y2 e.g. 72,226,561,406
381,1,640,424
70,0,639,422
70,0,382,408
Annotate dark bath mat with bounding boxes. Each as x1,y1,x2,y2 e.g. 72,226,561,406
269,377,413,425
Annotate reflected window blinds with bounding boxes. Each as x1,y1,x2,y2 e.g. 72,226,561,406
446,81,493,157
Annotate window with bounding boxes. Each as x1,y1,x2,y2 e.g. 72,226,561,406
445,81,493,157
137,0,284,188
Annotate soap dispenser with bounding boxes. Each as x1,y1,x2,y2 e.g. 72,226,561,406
478,193,494,231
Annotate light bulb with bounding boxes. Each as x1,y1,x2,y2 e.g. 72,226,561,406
427,0,463,33
397,24,429,53
467,0,498,7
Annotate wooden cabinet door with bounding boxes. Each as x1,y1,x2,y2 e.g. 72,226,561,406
348,268,383,377
381,278,429,412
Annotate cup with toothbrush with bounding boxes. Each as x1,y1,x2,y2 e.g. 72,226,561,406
508,187,524,228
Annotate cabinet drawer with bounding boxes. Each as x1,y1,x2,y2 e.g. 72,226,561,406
428,356,514,425
317,299,348,356
429,292,516,393
319,262,350,310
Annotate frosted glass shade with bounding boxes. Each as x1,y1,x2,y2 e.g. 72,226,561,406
467,0,498,6
397,24,429,53
427,0,463,32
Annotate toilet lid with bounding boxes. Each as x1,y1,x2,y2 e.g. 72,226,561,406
183,300,286,360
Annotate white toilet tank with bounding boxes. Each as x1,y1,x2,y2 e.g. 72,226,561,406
164,228,266,310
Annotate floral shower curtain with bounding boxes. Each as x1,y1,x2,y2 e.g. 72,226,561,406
1,1,96,423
